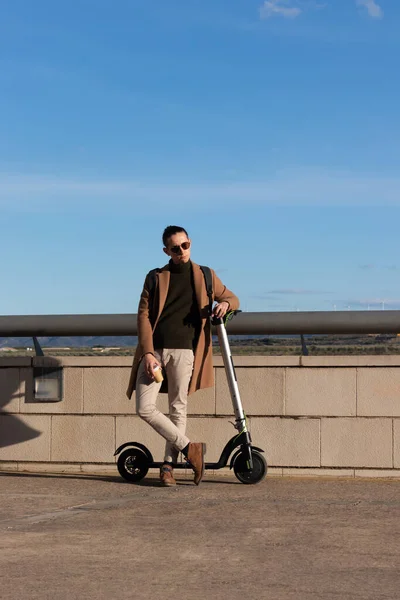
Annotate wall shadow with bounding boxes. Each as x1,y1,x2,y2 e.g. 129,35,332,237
0,357,61,450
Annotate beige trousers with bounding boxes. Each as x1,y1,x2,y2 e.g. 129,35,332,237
136,348,194,463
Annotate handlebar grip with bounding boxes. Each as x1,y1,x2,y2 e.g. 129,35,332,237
211,316,224,326
211,310,241,327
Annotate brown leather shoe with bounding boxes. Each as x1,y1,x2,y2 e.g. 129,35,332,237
160,464,176,487
186,442,206,485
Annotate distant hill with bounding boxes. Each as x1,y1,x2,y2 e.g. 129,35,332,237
0,334,288,349
3,333,390,351
1,334,399,356
0,336,139,348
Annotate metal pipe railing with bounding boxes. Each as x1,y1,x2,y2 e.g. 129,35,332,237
1,311,400,337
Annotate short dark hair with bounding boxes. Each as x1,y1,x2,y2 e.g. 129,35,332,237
162,225,189,246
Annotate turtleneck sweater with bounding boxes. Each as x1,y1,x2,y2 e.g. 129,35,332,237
152,260,201,350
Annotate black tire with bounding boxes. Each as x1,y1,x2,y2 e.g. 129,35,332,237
233,450,267,484
117,448,149,483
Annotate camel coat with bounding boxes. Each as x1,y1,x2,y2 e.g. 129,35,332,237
126,261,239,399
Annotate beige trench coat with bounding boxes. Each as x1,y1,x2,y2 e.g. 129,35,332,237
126,261,239,398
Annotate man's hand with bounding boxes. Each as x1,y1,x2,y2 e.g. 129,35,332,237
212,301,229,319
143,353,161,379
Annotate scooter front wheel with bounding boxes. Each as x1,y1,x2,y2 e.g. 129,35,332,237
117,448,149,482
233,450,267,484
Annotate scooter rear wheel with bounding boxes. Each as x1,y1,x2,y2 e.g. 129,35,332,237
117,448,149,482
233,450,267,484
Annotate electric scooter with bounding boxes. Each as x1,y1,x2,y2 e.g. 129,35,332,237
114,311,267,484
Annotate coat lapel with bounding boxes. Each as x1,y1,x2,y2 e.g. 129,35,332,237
192,262,208,320
155,267,170,326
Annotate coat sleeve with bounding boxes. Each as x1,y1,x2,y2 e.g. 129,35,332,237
137,273,155,357
211,270,240,311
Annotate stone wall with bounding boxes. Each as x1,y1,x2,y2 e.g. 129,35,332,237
1,355,400,478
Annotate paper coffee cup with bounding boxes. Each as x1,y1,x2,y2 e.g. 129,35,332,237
153,365,163,383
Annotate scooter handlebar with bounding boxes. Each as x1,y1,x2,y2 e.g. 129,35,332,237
211,309,242,327
211,315,224,326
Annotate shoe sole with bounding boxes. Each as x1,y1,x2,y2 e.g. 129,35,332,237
195,443,206,486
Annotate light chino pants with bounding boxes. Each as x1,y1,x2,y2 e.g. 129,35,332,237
135,348,194,463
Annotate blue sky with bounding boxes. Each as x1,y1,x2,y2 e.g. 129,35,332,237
1,0,399,315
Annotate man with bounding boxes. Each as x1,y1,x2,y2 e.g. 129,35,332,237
126,225,239,486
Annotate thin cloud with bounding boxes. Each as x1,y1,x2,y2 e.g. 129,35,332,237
259,0,326,20
260,0,384,22
266,289,332,295
359,264,399,271
250,295,290,307
356,0,384,19
2,168,400,213
215,268,229,274
260,1,302,19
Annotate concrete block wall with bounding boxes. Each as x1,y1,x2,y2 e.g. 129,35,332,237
1,355,400,478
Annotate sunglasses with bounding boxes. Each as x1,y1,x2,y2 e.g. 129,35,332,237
169,241,191,254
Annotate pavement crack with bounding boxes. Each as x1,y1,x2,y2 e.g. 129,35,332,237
0,493,143,530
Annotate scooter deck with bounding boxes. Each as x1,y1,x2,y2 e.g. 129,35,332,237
152,461,223,470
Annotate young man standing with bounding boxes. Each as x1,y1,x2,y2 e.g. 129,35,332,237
126,226,239,486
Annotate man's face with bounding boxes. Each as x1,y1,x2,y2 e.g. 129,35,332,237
163,232,191,264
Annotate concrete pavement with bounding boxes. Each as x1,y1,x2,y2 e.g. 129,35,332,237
1,470,399,600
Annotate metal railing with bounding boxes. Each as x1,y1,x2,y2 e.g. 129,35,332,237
1,311,400,336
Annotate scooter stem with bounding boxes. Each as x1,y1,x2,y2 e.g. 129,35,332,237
213,315,248,433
